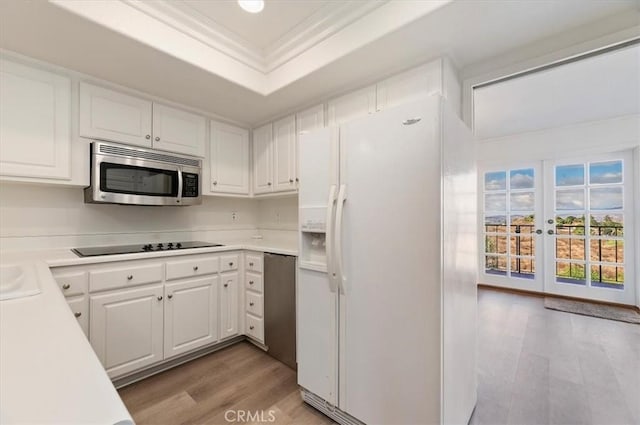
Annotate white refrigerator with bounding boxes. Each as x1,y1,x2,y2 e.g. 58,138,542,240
297,96,477,425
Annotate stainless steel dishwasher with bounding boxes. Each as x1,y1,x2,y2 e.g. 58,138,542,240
264,253,296,370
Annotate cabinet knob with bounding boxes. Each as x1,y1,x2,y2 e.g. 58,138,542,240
155,136,160,141
229,262,234,267
145,134,151,140
249,281,254,285
168,294,173,299
249,262,254,267
224,283,229,288
249,302,254,306
213,181,218,186
289,179,294,183
157,296,163,301
193,266,199,271
127,275,133,280
267,182,272,186
62,283,71,290
249,325,255,330
295,178,299,182
74,312,82,318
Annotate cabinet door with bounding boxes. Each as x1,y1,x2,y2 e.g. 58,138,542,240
296,104,325,135
253,123,273,194
164,277,218,359
210,121,249,194
220,272,239,339
89,284,164,378
0,57,71,180
327,85,376,127
273,115,297,192
79,82,152,148
376,60,442,112
152,103,206,157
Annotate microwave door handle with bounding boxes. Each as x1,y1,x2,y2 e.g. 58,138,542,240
177,168,183,204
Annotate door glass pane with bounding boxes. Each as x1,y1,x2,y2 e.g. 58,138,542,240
485,236,507,254
485,193,506,211
590,214,623,236
555,214,585,236
510,236,535,256
555,238,585,260
589,187,623,210
511,257,535,279
485,255,507,275
511,192,535,210
510,169,534,189
485,171,507,190
589,239,624,263
556,189,584,210
556,262,586,285
510,214,534,233
590,265,624,286
556,164,584,186
589,160,622,184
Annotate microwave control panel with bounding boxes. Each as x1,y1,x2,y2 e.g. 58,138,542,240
182,173,199,198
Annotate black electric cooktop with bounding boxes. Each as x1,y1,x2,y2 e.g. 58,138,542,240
72,241,224,257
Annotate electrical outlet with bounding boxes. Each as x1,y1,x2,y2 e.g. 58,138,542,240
231,211,238,222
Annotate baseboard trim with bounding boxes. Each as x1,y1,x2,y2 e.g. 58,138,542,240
478,283,640,313
112,335,246,389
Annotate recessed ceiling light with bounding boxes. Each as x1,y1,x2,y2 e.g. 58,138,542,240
238,0,264,14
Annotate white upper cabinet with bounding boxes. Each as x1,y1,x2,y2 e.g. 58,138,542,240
252,123,273,194
79,82,206,157
209,121,249,195
79,82,152,148
0,57,71,180
273,115,297,192
296,104,325,135
327,85,376,127
152,103,206,157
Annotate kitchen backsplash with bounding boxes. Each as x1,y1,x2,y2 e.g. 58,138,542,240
0,182,298,250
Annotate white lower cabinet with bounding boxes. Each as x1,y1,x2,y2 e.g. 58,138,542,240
90,284,165,378
219,272,239,340
164,276,219,359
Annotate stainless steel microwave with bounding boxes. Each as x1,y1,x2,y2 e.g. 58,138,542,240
85,141,202,206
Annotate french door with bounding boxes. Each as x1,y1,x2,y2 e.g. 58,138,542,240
480,150,635,305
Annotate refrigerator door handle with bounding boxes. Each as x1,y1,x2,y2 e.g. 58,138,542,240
334,184,347,294
325,185,338,293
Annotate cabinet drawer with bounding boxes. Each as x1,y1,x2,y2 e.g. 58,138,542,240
246,292,263,317
89,263,163,292
245,254,263,273
51,270,87,297
66,295,89,338
245,272,263,293
166,256,219,281
245,314,264,342
220,254,239,272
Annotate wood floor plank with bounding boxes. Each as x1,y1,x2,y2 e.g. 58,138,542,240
131,391,197,425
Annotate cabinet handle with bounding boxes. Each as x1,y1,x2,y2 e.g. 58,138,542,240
213,181,218,186
168,294,173,299
145,134,151,140
127,275,133,280
74,312,82,318
249,262,254,267
249,302,254,306
155,136,160,141
289,179,294,183
249,325,255,330
62,283,71,290
193,266,199,271
157,296,163,301
249,281,254,285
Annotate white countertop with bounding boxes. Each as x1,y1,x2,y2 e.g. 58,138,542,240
0,238,296,424
0,239,297,268
0,261,133,425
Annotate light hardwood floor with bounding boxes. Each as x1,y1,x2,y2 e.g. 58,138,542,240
120,288,639,425
118,342,335,425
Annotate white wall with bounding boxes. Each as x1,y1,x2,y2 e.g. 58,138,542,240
0,182,259,250
256,196,298,231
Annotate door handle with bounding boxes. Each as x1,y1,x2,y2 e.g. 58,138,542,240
335,184,347,295
326,185,338,293
535,229,543,235
547,229,555,235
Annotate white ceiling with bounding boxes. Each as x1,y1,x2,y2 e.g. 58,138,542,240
0,0,638,126
180,0,330,50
